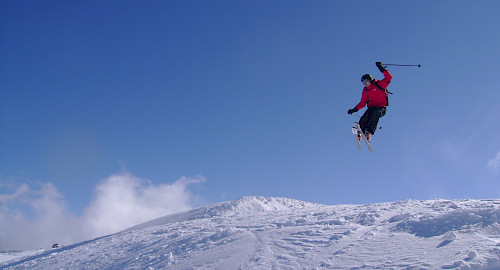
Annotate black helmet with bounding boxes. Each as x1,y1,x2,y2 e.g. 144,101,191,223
361,74,373,82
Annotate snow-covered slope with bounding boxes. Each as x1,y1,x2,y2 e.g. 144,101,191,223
2,196,500,269
0,250,43,264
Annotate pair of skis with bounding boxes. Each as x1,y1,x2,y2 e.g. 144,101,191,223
352,122,373,152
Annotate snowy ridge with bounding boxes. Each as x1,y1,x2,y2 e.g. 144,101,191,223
127,196,323,231
2,197,500,269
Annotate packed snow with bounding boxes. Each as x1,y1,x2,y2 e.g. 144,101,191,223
2,196,500,269
0,250,43,264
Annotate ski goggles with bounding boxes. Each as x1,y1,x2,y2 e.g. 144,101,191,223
362,79,370,84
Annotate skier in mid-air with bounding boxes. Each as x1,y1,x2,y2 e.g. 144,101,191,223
348,62,392,142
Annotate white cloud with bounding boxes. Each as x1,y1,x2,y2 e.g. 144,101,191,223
0,183,29,203
0,182,80,250
487,150,500,173
82,172,204,238
0,172,204,250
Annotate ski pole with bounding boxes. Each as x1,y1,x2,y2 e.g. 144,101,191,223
383,63,421,68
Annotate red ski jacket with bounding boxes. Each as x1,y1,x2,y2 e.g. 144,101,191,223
355,70,392,110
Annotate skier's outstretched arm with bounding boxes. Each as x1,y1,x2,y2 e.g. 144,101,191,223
376,62,392,88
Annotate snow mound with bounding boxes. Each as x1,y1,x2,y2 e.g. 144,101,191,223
212,196,323,214
3,197,500,269
396,199,500,237
127,196,321,231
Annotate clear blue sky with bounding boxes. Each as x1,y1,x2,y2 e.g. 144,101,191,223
2,0,500,216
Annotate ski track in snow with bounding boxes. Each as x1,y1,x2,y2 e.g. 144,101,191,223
2,196,500,269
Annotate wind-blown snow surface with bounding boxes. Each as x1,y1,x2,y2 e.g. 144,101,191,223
2,196,500,269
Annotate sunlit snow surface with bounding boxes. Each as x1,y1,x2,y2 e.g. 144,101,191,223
2,196,500,269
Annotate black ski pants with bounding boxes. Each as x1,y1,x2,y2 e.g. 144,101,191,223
359,107,386,135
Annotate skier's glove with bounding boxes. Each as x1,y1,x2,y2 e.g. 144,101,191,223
348,108,358,115
376,62,386,72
